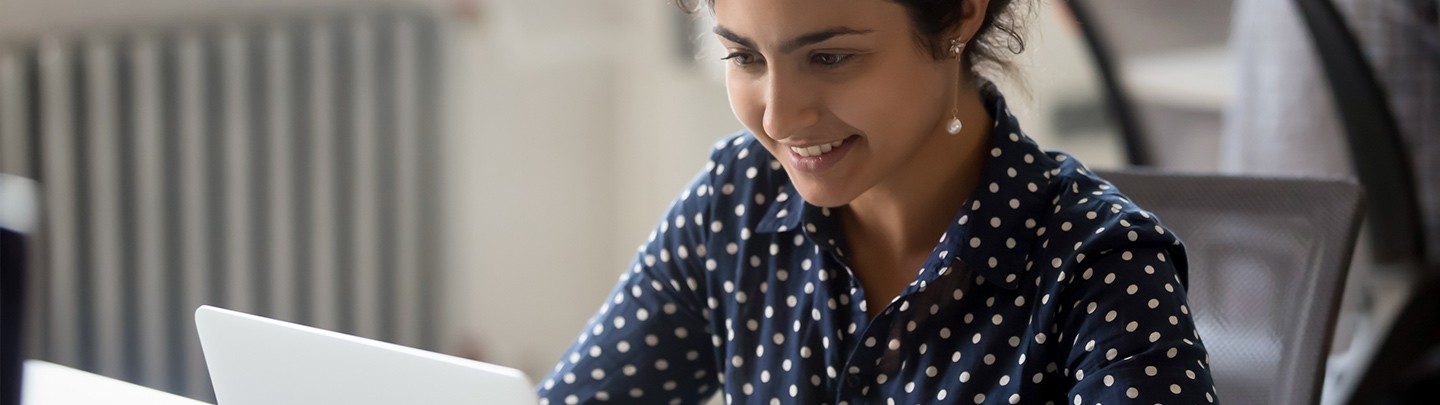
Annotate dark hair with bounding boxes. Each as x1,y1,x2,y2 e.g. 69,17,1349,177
675,0,1032,79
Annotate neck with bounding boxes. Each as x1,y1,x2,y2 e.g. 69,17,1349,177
841,83,993,258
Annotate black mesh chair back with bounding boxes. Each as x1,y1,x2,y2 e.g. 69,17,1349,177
1099,170,1365,404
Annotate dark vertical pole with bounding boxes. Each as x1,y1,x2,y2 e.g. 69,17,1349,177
1292,0,1420,263
1289,1,1430,403
1064,0,1152,167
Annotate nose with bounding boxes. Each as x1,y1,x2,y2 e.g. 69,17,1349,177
761,71,820,142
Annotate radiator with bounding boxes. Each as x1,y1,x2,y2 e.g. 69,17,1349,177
0,9,444,400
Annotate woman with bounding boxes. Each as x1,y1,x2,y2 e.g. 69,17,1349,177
540,0,1217,403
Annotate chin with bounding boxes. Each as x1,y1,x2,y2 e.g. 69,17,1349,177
790,180,859,208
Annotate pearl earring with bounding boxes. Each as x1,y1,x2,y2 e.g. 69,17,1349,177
946,38,965,135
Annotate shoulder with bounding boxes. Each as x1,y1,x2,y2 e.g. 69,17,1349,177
661,130,795,239
702,130,782,185
1036,152,1188,283
671,131,764,208
696,130,793,209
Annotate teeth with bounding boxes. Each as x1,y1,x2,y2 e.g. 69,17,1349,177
790,138,848,158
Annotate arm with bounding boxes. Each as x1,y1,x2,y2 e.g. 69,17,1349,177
1059,247,1218,404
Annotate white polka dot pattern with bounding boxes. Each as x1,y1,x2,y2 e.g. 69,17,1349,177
538,84,1218,404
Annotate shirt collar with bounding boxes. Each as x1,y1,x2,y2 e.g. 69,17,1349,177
756,181,805,234
756,83,1053,290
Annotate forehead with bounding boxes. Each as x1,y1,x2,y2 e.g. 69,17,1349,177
712,0,909,40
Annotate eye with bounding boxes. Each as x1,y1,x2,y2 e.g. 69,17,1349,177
721,52,760,67
811,53,852,66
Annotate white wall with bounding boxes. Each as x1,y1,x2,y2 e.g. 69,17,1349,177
438,0,740,380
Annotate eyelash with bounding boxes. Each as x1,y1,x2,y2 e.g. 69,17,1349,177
720,52,760,66
811,53,851,66
720,52,855,69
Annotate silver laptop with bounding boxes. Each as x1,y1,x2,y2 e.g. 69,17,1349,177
196,306,538,405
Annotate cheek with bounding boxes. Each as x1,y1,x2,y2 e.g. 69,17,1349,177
832,63,947,137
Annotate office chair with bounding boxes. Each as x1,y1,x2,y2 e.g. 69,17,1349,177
1070,0,1432,402
1098,169,1365,405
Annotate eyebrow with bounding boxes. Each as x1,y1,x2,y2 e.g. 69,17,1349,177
713,26,875,54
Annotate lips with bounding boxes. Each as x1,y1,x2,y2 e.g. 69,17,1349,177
785,135,857,174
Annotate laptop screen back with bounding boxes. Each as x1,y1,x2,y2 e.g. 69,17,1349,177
195,306,538,405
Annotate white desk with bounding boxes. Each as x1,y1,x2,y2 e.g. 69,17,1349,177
21,360,210,405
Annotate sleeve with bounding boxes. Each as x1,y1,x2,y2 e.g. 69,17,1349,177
1058,244,1219,404
537,143,732,405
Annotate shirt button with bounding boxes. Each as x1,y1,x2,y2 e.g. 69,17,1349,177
845,374,862,388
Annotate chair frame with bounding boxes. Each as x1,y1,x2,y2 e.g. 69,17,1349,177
1098,169,1365,404
1066,1,1432,403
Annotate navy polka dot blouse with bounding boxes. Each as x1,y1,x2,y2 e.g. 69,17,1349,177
539,85,1218,404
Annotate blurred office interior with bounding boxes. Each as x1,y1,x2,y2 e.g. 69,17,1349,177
0,0,1435,403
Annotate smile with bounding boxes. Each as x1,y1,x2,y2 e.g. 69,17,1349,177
789,138,848,158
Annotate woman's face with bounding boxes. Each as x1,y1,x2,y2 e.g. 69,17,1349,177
714,0,956,207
